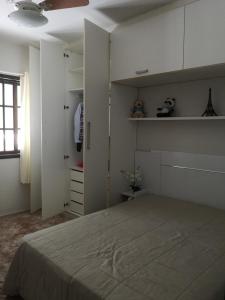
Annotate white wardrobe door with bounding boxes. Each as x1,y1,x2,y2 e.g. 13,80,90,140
184,0,225,68
29,46,41,213
111,7,184,81
40,40,66,219
84,19,109,214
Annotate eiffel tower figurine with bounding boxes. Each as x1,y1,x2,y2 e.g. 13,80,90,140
202,88,217,117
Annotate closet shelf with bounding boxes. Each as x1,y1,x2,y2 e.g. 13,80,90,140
71,166,84,172
128,116,225,121
69,67,84,74
68,88,83,93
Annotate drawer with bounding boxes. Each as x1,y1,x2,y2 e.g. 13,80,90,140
70,180,84,193
70,191,84,204
70,170,84,183
70,200,84,215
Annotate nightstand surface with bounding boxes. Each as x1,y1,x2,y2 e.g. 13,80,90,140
121,189,148,201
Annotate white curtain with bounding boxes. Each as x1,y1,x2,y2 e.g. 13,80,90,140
20,72,31,184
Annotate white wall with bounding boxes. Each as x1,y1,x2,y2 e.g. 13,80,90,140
138,77,225,156
0,39,30,216
0,39,28,75
0,159,29,216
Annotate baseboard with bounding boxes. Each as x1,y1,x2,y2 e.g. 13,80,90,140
0,208,29,218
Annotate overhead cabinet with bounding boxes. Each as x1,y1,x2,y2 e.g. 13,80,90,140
111,0,225,84
184,0,225,69
111,7,184,81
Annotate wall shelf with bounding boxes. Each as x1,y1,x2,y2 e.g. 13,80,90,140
69,67,84,74
128,116,225,121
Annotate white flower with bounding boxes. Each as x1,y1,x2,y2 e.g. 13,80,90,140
120,167,143,188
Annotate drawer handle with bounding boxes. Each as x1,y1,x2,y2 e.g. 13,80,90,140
136,69,149,75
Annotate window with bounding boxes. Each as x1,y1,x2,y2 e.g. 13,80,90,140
0,74,21,158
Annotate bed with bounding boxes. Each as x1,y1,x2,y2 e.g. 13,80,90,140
4,194,225,300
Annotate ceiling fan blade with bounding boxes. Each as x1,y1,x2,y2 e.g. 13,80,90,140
40,0,89,11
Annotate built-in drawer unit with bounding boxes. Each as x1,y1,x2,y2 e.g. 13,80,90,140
70,180,84,193
70,169,84,183
70,191,84,204
70,200,84,215
69,168,84,215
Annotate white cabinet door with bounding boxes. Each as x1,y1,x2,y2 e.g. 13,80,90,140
29,46,41,213
84,19,109,214
111,7,184,81
40,40,66,219
184,0,225,69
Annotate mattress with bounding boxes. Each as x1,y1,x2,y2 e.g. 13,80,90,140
4,194,225,300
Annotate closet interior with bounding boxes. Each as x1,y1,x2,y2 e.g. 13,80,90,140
64,41,84,216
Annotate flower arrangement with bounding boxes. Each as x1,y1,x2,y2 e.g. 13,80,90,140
120,167,143,192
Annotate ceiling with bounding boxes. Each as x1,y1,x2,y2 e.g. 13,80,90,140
0,0,176,45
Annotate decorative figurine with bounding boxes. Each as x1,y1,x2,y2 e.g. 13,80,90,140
131,98,146,118
157,97,176,117
202,88,217,117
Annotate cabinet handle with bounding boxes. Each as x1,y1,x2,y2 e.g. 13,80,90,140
86,121,91,150
136,69,149,75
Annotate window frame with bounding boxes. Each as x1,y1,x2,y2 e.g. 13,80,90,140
0,74,21,159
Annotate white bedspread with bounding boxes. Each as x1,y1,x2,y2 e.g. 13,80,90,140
4,194,225,300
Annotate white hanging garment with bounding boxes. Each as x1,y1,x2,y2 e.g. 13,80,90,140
74,103,83,144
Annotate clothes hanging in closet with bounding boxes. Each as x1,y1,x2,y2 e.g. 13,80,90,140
74,103,83,152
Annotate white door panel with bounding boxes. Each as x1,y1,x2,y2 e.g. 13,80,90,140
29,46,41,213
184,0,225,68
41,40,66,219
84,20,109,214
111,7,184,81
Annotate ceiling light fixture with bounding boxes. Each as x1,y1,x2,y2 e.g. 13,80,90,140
8,1,48,28
8,0,89,28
